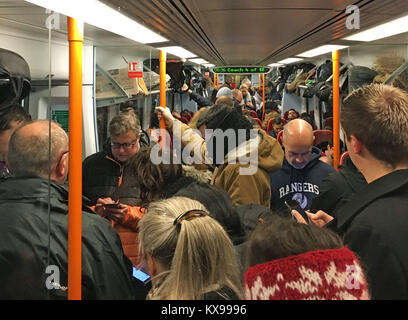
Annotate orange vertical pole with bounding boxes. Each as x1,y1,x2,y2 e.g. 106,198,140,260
159,50,167,149
262,74,265,120
213,73,217,90
67,17,83,300
332,50,340,170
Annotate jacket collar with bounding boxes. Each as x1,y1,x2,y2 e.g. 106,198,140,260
336,169,408,231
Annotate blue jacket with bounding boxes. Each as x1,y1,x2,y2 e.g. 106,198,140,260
269,147,335,216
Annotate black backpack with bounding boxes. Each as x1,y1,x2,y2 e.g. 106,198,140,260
0,48,31,116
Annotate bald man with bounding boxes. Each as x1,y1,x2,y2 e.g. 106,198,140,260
0,121,135,299
269,119,335,215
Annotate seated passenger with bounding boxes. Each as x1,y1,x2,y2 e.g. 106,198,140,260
268,117,284,139
269,119,335,215
244,215,369,300
82,110,149,205
0,121,134,299
156,104,284,207
0,104,31,178
139,197,243,300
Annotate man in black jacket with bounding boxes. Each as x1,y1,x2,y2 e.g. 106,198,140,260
0,120,135,299
310,155,367,217
82,112,149,205
293,84,408,299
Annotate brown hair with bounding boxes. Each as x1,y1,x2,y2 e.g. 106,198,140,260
108,110,141,137
246,215,343,268
341,84,408,168
122,146,183,207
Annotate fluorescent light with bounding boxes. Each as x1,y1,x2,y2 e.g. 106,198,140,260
158,46,196,58
25,0,167,43
344,14,408,41
189,58,209,65
268,63,283,67
278,58,303,64
298,45,349,57
203,63,215,68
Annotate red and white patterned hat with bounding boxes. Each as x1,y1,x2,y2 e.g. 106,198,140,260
244,247,370,300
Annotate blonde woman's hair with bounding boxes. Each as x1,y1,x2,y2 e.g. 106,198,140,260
139,197,243,300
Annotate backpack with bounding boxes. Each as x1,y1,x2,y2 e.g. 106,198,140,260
0,48,31,116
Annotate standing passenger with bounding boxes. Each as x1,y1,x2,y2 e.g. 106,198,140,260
269,119,335,214
0,121,135,299
82,111,148,204
293,84,408,299
139,197,243,300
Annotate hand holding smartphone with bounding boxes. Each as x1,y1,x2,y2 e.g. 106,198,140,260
285,199,309,223
103,203,121,209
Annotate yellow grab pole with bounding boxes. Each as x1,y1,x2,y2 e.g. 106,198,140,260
332,50,340,170
67,17,83,300
159,50,167,149
213,73,217,90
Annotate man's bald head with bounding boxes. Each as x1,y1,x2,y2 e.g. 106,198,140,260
283,119,314,145
282,119,314,169
8,121,69,180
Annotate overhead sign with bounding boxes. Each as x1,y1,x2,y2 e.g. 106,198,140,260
212,66,271,74
128,61,143,78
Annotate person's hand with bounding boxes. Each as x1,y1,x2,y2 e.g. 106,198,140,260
96,197,128,223
156,106,175,126
103,203,128,223
181,83,189,92
291,209,334,227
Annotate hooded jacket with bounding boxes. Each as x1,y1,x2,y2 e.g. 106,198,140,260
269,147,335,215
0,177,135,299
310,156,367,217
170,119,284,207
212,129,284,207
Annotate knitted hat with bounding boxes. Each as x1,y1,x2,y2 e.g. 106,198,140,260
216,86,233,99
205,105,254,164
244,247,370,300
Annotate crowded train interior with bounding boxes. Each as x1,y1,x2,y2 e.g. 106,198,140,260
1,0,408,303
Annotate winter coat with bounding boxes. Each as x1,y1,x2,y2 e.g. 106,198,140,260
170,120,284,207
310,156,367,217
269,147,335,215
83,134,149,267
0,177,135,299
82,133,149,205
334,169,408,299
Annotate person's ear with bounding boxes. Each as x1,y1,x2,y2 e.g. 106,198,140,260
56,152,69,180
350,135,363,154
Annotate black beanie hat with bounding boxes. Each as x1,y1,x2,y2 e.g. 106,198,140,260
204,104,255,165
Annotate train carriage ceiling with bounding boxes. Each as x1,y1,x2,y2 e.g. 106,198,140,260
1,1,408,65
104,0,408,65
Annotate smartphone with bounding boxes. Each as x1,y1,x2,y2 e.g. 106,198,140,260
285,199,309,223
103,203,121,209
132,267,151,284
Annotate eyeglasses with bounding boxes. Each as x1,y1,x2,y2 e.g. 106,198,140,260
111,139,138,150
173,209,208,226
